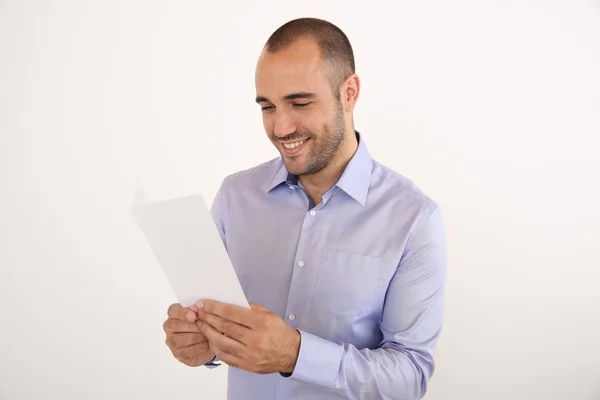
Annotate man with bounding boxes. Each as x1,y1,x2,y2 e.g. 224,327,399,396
162,17,447,400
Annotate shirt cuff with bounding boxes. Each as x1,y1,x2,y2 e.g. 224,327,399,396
285,329,343,388
203,355,221,369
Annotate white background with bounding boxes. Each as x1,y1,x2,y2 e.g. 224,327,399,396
1,0,600,399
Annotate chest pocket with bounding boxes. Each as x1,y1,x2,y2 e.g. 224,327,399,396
314,249,382,318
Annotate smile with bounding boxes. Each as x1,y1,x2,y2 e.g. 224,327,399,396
283,140,304,149
280,138,310,156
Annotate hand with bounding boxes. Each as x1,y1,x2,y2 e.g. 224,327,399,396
163,303,215,367
194,300,301,375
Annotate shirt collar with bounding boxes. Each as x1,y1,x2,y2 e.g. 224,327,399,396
266,131,373,206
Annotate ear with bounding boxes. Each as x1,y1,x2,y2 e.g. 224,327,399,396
341,74,360,113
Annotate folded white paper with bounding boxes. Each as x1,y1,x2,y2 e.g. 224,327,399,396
131,179,250,309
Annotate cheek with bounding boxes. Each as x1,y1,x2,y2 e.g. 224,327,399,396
308,119,327,137
295,113,318,133
262,114,274,134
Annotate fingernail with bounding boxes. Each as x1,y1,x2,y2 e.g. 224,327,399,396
196,300,205,309
197,320,203,328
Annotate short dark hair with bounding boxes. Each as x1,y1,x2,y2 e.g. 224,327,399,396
264,17,355,99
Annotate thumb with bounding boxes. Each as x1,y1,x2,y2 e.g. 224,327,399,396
184,305,199,322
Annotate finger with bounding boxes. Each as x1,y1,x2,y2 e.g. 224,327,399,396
166,334,210,366
185,305,200,322
199,318,247,357
249,302,270,312
163,318,204,334
197,300,256,328
167,303,199,323
167,303,184,319
177,342,212,363
209,348,244,370
199,313,251,344
166,303,195,322
168,332,208,349
197,325,247,370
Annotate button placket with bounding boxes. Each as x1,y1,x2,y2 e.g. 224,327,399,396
285,199,321,327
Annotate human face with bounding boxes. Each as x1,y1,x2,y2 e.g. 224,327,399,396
255,39,347,176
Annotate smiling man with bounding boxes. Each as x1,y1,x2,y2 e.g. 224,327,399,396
162,17,447,400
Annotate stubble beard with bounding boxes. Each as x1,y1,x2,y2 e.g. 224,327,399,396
277,101,346,177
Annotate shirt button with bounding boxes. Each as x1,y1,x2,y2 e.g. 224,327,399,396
309,210,316,216
297,260,304,267
289,186,295,190
288,314,295,321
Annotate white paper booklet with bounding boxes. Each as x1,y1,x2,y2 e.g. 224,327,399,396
131,179,250,309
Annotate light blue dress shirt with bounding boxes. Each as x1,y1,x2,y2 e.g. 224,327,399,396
207,132,447,400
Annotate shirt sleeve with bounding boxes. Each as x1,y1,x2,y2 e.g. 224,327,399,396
209,181,228,248
204,355,222,369
286,204,447,399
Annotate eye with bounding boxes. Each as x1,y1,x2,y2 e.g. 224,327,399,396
293,103,311,108
261,105,274,111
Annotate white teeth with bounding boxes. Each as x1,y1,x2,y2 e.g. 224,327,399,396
284,140,304,149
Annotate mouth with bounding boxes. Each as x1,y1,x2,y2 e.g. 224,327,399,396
279,138,310,157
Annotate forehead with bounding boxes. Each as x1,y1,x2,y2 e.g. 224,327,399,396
255,38,330,98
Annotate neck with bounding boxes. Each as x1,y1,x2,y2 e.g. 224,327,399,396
298,130,358,205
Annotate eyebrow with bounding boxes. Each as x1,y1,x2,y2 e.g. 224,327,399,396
255,92,317,103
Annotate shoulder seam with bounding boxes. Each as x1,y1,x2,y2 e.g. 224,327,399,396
372,163,432,204
222,157,281,180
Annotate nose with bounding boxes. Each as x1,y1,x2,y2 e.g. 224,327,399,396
272,109,297,138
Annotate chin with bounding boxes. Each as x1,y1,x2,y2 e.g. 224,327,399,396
282,162,305,176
